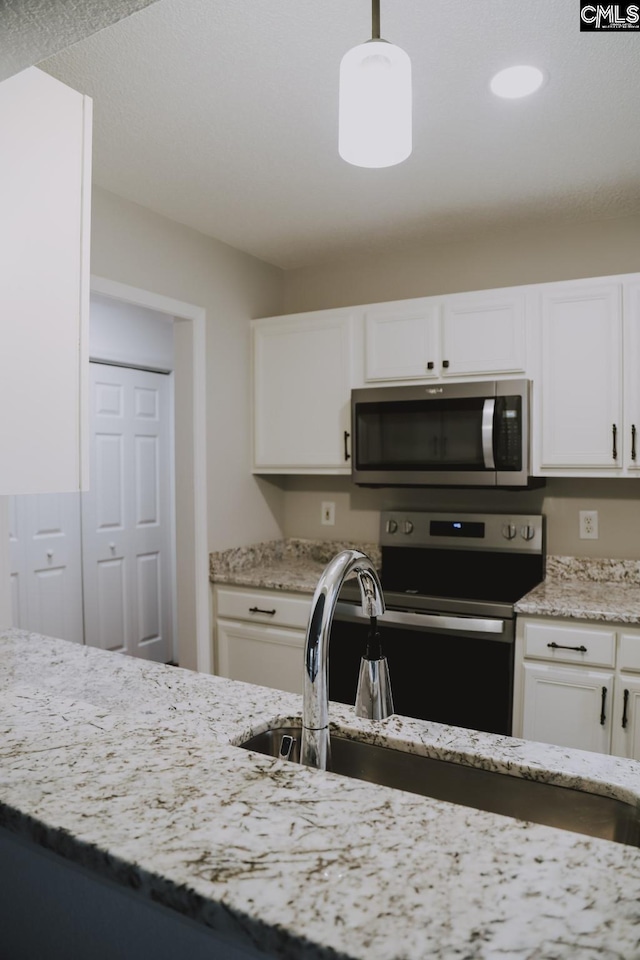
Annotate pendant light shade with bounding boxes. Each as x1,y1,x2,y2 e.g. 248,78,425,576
338,2,412,169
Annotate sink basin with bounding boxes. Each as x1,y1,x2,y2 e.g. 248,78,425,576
240,725,640,848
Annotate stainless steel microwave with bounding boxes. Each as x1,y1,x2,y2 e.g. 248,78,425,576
351,379,536,488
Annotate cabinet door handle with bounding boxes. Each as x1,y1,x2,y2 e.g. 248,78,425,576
344,430,351,462
632,425,637,462
612,423,618,461
442,360,450,369
622,688,630,729
249,606,276,616
546,642,587,653
427,361,434,370
600,686,607,726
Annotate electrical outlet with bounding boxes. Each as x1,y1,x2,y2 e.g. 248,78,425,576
321,501,335,526
579,510,599,540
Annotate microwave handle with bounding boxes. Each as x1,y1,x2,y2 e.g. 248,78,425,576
482,398,496,469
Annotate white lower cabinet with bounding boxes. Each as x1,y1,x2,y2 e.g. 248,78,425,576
515,616,640,760
214,586,311,695
522,662,613,754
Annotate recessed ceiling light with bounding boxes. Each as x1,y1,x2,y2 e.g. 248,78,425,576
490,65,546,99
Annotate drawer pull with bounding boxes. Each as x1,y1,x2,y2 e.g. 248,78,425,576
249,606,276,616
622,688,630,729
600,686,607,726
547,642,587,653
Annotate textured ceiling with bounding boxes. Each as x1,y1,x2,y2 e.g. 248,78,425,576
42,0,640,269
0,0,161,82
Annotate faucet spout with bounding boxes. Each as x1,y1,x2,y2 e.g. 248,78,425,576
301,550,388,769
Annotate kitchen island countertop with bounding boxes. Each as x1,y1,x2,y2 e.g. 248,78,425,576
3,628,640,958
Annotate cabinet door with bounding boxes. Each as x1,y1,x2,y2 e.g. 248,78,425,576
522,662,613,753
216,618,304,694
0,68,92,495
623,279,640,472
9,493,84,645
539,282,622,471
253,310,354,472
440,290,526,377
611,676,640,761
364,299,440,381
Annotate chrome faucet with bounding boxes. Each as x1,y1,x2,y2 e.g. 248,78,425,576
301,550,393,770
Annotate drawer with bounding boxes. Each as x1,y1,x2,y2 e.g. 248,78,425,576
523,619,615,668
216,586,312,630
618,630,640,673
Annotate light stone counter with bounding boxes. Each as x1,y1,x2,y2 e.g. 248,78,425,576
3,628,640,959
209,538,381,594
516,556,640,623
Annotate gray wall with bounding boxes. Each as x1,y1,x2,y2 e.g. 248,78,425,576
281,213,640,560
91,186,286,554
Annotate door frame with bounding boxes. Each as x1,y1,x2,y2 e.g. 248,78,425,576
89,276,211,673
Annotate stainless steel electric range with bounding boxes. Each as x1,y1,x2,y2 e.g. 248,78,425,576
330,511,545,736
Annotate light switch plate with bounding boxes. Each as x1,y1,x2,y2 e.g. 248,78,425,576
321,501,335,526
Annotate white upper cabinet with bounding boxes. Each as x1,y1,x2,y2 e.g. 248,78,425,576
0,68,92,495
364,298,440,381
440,289,527,378
363,289,527,383
252,309,355,473
536,281,623,473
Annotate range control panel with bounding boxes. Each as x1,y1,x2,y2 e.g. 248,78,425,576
380,511,544,554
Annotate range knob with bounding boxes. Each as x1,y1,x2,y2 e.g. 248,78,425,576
521,524,536,541
502,524,517,541
386,519,398,534
403,520,414,535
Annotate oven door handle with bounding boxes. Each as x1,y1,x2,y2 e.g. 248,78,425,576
334,602,505,635
482,398,496,470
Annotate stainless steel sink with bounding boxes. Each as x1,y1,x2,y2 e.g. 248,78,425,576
240,725,640,847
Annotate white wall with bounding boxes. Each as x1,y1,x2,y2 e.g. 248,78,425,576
90,186,285,554
281,213,640,561
90,293,174,370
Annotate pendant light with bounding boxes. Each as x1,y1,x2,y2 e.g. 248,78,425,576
339,0,412,168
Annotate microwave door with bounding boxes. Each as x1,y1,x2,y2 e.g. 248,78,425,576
482,399,496,469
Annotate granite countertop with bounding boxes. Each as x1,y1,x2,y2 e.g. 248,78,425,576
516,556,640,623
213,543,640,627
209,538,381,594
3,628,640,959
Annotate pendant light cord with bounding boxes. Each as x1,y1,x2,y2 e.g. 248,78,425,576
372,0,380,39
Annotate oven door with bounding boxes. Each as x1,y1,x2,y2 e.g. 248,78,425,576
329,603,514,736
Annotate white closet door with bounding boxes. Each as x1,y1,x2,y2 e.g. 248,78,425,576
82,364,173,662
9,493,84,644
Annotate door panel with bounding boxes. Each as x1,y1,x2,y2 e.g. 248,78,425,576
8,493,83,644
135,436,159,525
96,558,127,652
82,364,173,662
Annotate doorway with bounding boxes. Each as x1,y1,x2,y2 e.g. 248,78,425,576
8,278,210,672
